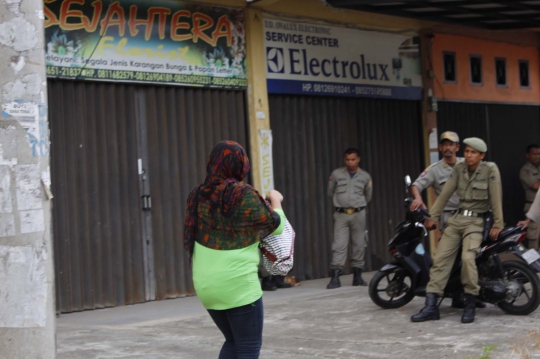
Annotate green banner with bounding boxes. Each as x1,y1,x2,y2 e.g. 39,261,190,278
44,0,247,88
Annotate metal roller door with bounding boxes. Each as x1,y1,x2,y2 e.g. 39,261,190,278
49,80,248,312
269,94,424,280
438,101,540,226
140,87,249,301
49,80,146,312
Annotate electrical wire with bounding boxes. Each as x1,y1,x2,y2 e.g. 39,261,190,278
426,36,446,99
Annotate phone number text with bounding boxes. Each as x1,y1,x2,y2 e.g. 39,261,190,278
46,66,247,88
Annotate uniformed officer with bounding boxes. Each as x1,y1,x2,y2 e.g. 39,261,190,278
326,148,373,289
411,131,486,310
411,131,463,231
411,138,503,324
519,144,540,250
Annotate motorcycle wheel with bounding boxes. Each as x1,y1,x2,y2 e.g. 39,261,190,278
369,269,415,309
497,260,540,316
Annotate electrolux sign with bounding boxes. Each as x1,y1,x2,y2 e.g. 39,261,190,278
264,19,423,100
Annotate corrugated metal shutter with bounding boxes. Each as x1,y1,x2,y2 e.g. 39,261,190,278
49,80,146,312
438,101,540,226
437,102,489,147
269,95,423,280
141,87,248,300
49,80,248,312
488,104,540,225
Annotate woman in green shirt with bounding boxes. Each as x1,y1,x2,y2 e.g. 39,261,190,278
184,141,285,359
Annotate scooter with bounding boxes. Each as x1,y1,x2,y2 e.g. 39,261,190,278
369,176,540,316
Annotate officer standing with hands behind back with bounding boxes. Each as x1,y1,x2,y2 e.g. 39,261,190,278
327,148,372,289
411,138,503,324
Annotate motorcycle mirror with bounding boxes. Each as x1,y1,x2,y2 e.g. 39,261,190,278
404,175,412,187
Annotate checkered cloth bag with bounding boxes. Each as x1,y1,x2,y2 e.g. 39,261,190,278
260,217,295,276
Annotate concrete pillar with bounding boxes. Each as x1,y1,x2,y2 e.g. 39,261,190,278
420,31,440,255
0,0,56,358
244,7,272,194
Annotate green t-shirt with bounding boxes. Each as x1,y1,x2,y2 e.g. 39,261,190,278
193,209,285,310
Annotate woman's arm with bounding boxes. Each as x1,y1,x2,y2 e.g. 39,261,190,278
267,189,283,210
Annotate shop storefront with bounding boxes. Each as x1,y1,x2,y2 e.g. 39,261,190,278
264,17,425,279
45,0,248,312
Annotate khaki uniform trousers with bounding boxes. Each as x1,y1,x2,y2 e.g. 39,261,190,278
440,211,454,234
524,203,539,250
427,214,483,296
331,210,367,270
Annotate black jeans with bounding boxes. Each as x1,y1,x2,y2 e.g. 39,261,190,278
207,297,264,359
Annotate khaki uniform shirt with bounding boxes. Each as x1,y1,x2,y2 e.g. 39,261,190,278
430,161,504,229
519,162,540,206
412,158,464,211
328,167,373,208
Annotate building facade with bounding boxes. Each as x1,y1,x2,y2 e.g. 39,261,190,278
35,0,540,313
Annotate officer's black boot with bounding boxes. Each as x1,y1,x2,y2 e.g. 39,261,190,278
261,276,277,291
326,269,342,289
273,275,292,289
461,294,476,324
352,267,368,286
411,293,440,322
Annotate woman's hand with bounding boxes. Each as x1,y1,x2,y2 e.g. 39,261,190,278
517,218,531,230
267,190,283,209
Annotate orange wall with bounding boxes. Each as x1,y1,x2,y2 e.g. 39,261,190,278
432,33,540,103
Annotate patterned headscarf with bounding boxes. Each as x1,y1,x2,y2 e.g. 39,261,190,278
184,141,252,255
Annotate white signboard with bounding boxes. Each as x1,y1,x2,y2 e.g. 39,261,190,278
259,129,274,197
264,18,422,100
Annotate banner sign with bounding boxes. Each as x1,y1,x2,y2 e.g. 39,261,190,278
259,129,274,197
263,18,422,100
44,1,247,88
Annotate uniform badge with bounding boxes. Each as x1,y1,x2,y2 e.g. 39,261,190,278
420,169,429,178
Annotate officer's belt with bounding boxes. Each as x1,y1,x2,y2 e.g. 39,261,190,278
336,207,365,214
456,209,487,218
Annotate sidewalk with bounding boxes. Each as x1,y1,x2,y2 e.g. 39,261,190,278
57,272,540,359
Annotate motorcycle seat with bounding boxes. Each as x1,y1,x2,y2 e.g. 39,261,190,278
497,226,521,240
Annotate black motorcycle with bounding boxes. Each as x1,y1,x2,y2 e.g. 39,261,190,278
369,176,540,316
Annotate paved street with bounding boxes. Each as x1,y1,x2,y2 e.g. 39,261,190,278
57,272,540,359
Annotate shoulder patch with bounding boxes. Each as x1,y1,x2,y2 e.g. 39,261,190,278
329,175,333,181
368,181,372,186
420,169,429,178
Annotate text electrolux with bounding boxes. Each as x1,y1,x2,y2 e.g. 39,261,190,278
285,49,390,81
